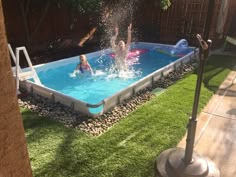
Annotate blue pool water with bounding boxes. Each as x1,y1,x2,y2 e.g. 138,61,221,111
37,46,193,105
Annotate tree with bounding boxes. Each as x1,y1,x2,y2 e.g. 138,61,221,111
0,0,32,176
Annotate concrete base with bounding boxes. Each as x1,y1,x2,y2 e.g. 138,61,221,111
155,148,220,177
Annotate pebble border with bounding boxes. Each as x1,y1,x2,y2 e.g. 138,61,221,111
19,63,196,136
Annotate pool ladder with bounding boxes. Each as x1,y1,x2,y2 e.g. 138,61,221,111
8,44,42,94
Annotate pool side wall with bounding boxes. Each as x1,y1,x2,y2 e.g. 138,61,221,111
20,42,199,117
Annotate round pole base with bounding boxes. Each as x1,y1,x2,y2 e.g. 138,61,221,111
155,148,220,177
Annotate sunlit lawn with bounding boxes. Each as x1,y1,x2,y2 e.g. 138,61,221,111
22,55,235,177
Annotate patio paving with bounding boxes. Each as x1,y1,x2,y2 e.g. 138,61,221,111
178,67,236,177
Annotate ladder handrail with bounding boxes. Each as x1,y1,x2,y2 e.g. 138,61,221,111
8,44,22,72
16,47,42,85
16,46,20,93
8,44,42,94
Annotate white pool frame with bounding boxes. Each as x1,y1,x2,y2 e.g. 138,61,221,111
20,42,199,117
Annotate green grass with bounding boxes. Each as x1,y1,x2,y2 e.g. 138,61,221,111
22,55,235,177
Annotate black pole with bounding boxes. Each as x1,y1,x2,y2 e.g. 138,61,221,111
155,1,220,175
204,0,215,40
182,0,215,165
183,44,208,164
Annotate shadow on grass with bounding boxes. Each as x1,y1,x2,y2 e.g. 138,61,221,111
22,110,73,145
28,117,162,177
22,106,181,177
33,129,88,177
202,55,236,93
21,110,95,176
21,54,236,177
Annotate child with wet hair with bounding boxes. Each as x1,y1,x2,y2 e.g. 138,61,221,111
74,55,94,75
110,23,132,71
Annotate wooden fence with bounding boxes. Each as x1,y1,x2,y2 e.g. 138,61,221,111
134,0,222,45
2,0,236,55
2,0,94,54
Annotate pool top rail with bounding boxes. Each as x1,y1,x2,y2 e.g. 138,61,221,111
20,42,199,117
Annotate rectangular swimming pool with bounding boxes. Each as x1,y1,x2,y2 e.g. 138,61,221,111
20,42,198,117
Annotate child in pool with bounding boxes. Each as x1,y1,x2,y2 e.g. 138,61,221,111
74,55,94,75
110,24,132,71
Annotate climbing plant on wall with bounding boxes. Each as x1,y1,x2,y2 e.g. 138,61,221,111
159,0,171,10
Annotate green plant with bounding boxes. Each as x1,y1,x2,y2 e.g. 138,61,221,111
159,0,171,10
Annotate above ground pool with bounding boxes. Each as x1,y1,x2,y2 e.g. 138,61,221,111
21,42,198,117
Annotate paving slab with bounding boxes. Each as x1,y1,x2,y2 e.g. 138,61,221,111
194,115,236,177
213,84,236,120
177,112,212,148
203,70,236,114
178,69,236,177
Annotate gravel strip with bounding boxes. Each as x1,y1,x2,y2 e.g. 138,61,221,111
19,63,196,136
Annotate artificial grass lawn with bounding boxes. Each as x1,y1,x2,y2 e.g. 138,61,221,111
22,55,235,177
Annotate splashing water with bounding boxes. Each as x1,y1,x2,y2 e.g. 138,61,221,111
96,0,141,77
69,63,142,81
99,0,138,49
105,67,142,80
38,43,189,104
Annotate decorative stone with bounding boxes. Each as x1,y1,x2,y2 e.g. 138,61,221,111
18,63,196,136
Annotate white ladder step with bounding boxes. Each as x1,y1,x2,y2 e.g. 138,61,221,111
19,71,35,80
8,44,42,91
